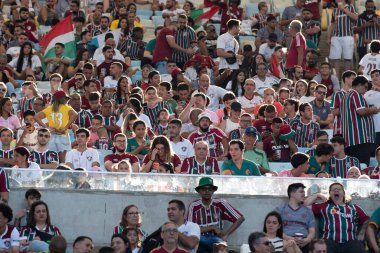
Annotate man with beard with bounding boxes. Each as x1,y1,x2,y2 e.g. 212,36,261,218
276,183,316,253
94,16,110,36
104,133,140,172
259,33,281,62
304,50,320,79
354,0,380,62
69,93,93,129
168,119,194,162
187,177,244,251
301,8,321,47
30,128,59,168
18,8,38,43
188,112,229,160
86,11,102,36
172,14,196,69
162,0,186,22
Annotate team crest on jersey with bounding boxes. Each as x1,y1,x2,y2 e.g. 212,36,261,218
87,156,92,161
245,170,251,175
182,147,187,152
4,241,10,248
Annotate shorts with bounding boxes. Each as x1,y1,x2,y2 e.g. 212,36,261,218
329,36,354,60
48,134,71,153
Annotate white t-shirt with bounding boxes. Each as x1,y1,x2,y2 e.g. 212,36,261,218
225,81,243,96
161,74,172,83
359,53,380,81
162,8,186,21
217,32,239,70
94,48,125,66
259,43,281,61
192,86,226,111
181,123,197,134
103,76,118,89
116,113,152,129
225,118,240,135
171,138,195,162
0,225,20,250
9,55,42,71
238,95,263,111
253,75,279,95
364,89,380,132
178,221,200,253
12,162,41,183
65,148,100,171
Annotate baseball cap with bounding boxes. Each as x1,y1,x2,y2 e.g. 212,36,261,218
53,90,70,100
245,126,257,136
198,112,212,122
171,67,184,77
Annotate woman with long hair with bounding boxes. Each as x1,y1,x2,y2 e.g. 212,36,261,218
122,112,138,138
142,70,161,91
263,211,302,253
111,234,132,253
0,97,21,132
118,17,130,38
134,64,152,88
9,42,42,80
225,70,246,96
249,53,266,77
35,91,78,162
299,80,318,103
115,76,132,109
20,201,61,251
12,146,41,183
67,48,90,77
113,205,147,240
141,135,181,173
292,80,308,100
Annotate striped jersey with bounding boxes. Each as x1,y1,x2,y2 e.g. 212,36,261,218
30,150,59,164
254,13,268,29
0,225,19,249
312,202,369,243
172,26,196,63
290,119,320,147
103,115,119,138
20,225,61,242
143,101,173,129
119,36,146,60
340,89,375,147
357,13,379,47
186,198,243,235
18,96,36,118
331,89,347,135
0,168,10,192
93,138,113,150
302,19,321,46
331,5,357,37
181,156,219,174
42,93,53,104
188,128,227,158
153,123,168,136
329,155,360,178
0,149,13,160
75,110,93,128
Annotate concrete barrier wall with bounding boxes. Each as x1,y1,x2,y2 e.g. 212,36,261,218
8,189,380,249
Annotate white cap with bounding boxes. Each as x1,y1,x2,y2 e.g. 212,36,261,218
198,112,211,122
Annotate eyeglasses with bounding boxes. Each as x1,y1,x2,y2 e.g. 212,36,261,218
127,212,139,216
163,229,179,234
38,134,50,138
317,91,326,95
0,89,6,92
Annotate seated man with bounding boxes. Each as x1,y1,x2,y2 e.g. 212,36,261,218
181,141,219,175
329,136,360,178
187,177,245,252
104,133,140,172
279,152,311,178
307,143,333,175
30,128,59,169
44,43,71,79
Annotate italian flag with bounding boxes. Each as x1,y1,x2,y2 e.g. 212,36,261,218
40,16,76,62
191,6,220,29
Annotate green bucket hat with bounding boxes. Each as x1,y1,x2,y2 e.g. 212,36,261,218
195,177,218,192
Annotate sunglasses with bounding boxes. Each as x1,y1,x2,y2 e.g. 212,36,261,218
0,89,6,92
208,28,215,32
38,134,50,138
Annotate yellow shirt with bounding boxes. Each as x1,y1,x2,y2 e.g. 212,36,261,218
110,20,143,31
42,104,73,132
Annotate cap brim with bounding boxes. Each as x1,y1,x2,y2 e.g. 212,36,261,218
195,185,218,192
279,130,295,140
198,117,211,122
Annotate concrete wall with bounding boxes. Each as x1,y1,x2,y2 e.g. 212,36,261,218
8,189,380,250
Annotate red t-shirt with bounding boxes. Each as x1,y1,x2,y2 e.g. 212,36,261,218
152,27,174,63
263,135,292,162
305,0,321,19
151,247,187,253
285,32,307,70
254,119,272,134
97,60,129,78
253,102,284,116
23,21,38,43
104,153,139,165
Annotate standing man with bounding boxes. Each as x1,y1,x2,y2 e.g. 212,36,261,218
286,20,307,71
150,222,188,253
69,93,93,129
340,75,379,165
364,69,380,149
104,133,140,172
354,0,380,62
327,0,358,78
187,177,245,251
30,128,59,169
276,183,316,253
168,119,194,162
310,84,332,129
331,70,356,135
167,200,200,253
216,19,244,73
181,141,220,175
172,14,196,69
358,40,380,82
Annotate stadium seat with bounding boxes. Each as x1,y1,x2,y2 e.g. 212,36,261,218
269,162,291,173
131,60,141,69
136,9,153,18
98,149,113,170
152,16,165,28
131,70,142,85
245,3,258,18
153,10,163,17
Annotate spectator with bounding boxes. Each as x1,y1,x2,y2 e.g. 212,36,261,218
126,120,151,160
35,91,78,162
359,40,380,83
340,75,379,165
188,112,228,160
16,110,38,151
49,236,67,253
331,70,356,135
9,42,42,80
193,74,226,112
307,143,333,175
362,146,380,179
312,62,339,99
254,104,278,137
65,128,100,171
111,234,132,253
286,20,307,71
262,211,302,253
329,136,360,178
124,227,140,253
248,232,273,253
276,183,315,252
229,113,254,140
12,146,41,183
181,141,219,175
0,128,15,167
292,79,308,100
252,63,279,96
150,222,187,253
283,98,300,124
280,0,305,29
256,16,284,48
347,166,361,179
309,240,327,253
44,43,71,80
29,128,59,169
238,79,263,117
168,119,194,162
270,46,286,79
20,201,61,251
327,0,358,78
144,26,163,64
162,0,185,22
260,33,281,62
104,133,140,172
167,200,200,253
216,19,244,72
290,102,320,148
187,177,245,252
243,126,269,173
141,135,181,173
14,188,41,228
310,84,332,129
303,50,320,79
301,8,321,47
73,236,93,253
305,182,369,253
278,153,310,177
114,205,147,240
119,27,146,61
366,206,380,253
222,139,261,176
0,98,21,133
219,101,242,136
225,70,247,97
69,93,92,129
0,203,19,253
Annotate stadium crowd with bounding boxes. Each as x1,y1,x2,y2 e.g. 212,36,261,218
0,0,379,251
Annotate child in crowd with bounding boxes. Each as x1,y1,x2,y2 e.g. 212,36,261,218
157,163,174,174
124,227,141,253
73,168,91,189
113,160,132,173
154,109,169,135
88,115,103,147
14,188,41,229
93,127,113,150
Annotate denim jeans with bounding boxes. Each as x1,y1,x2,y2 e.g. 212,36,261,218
199,234,224,251
154,61,167,74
